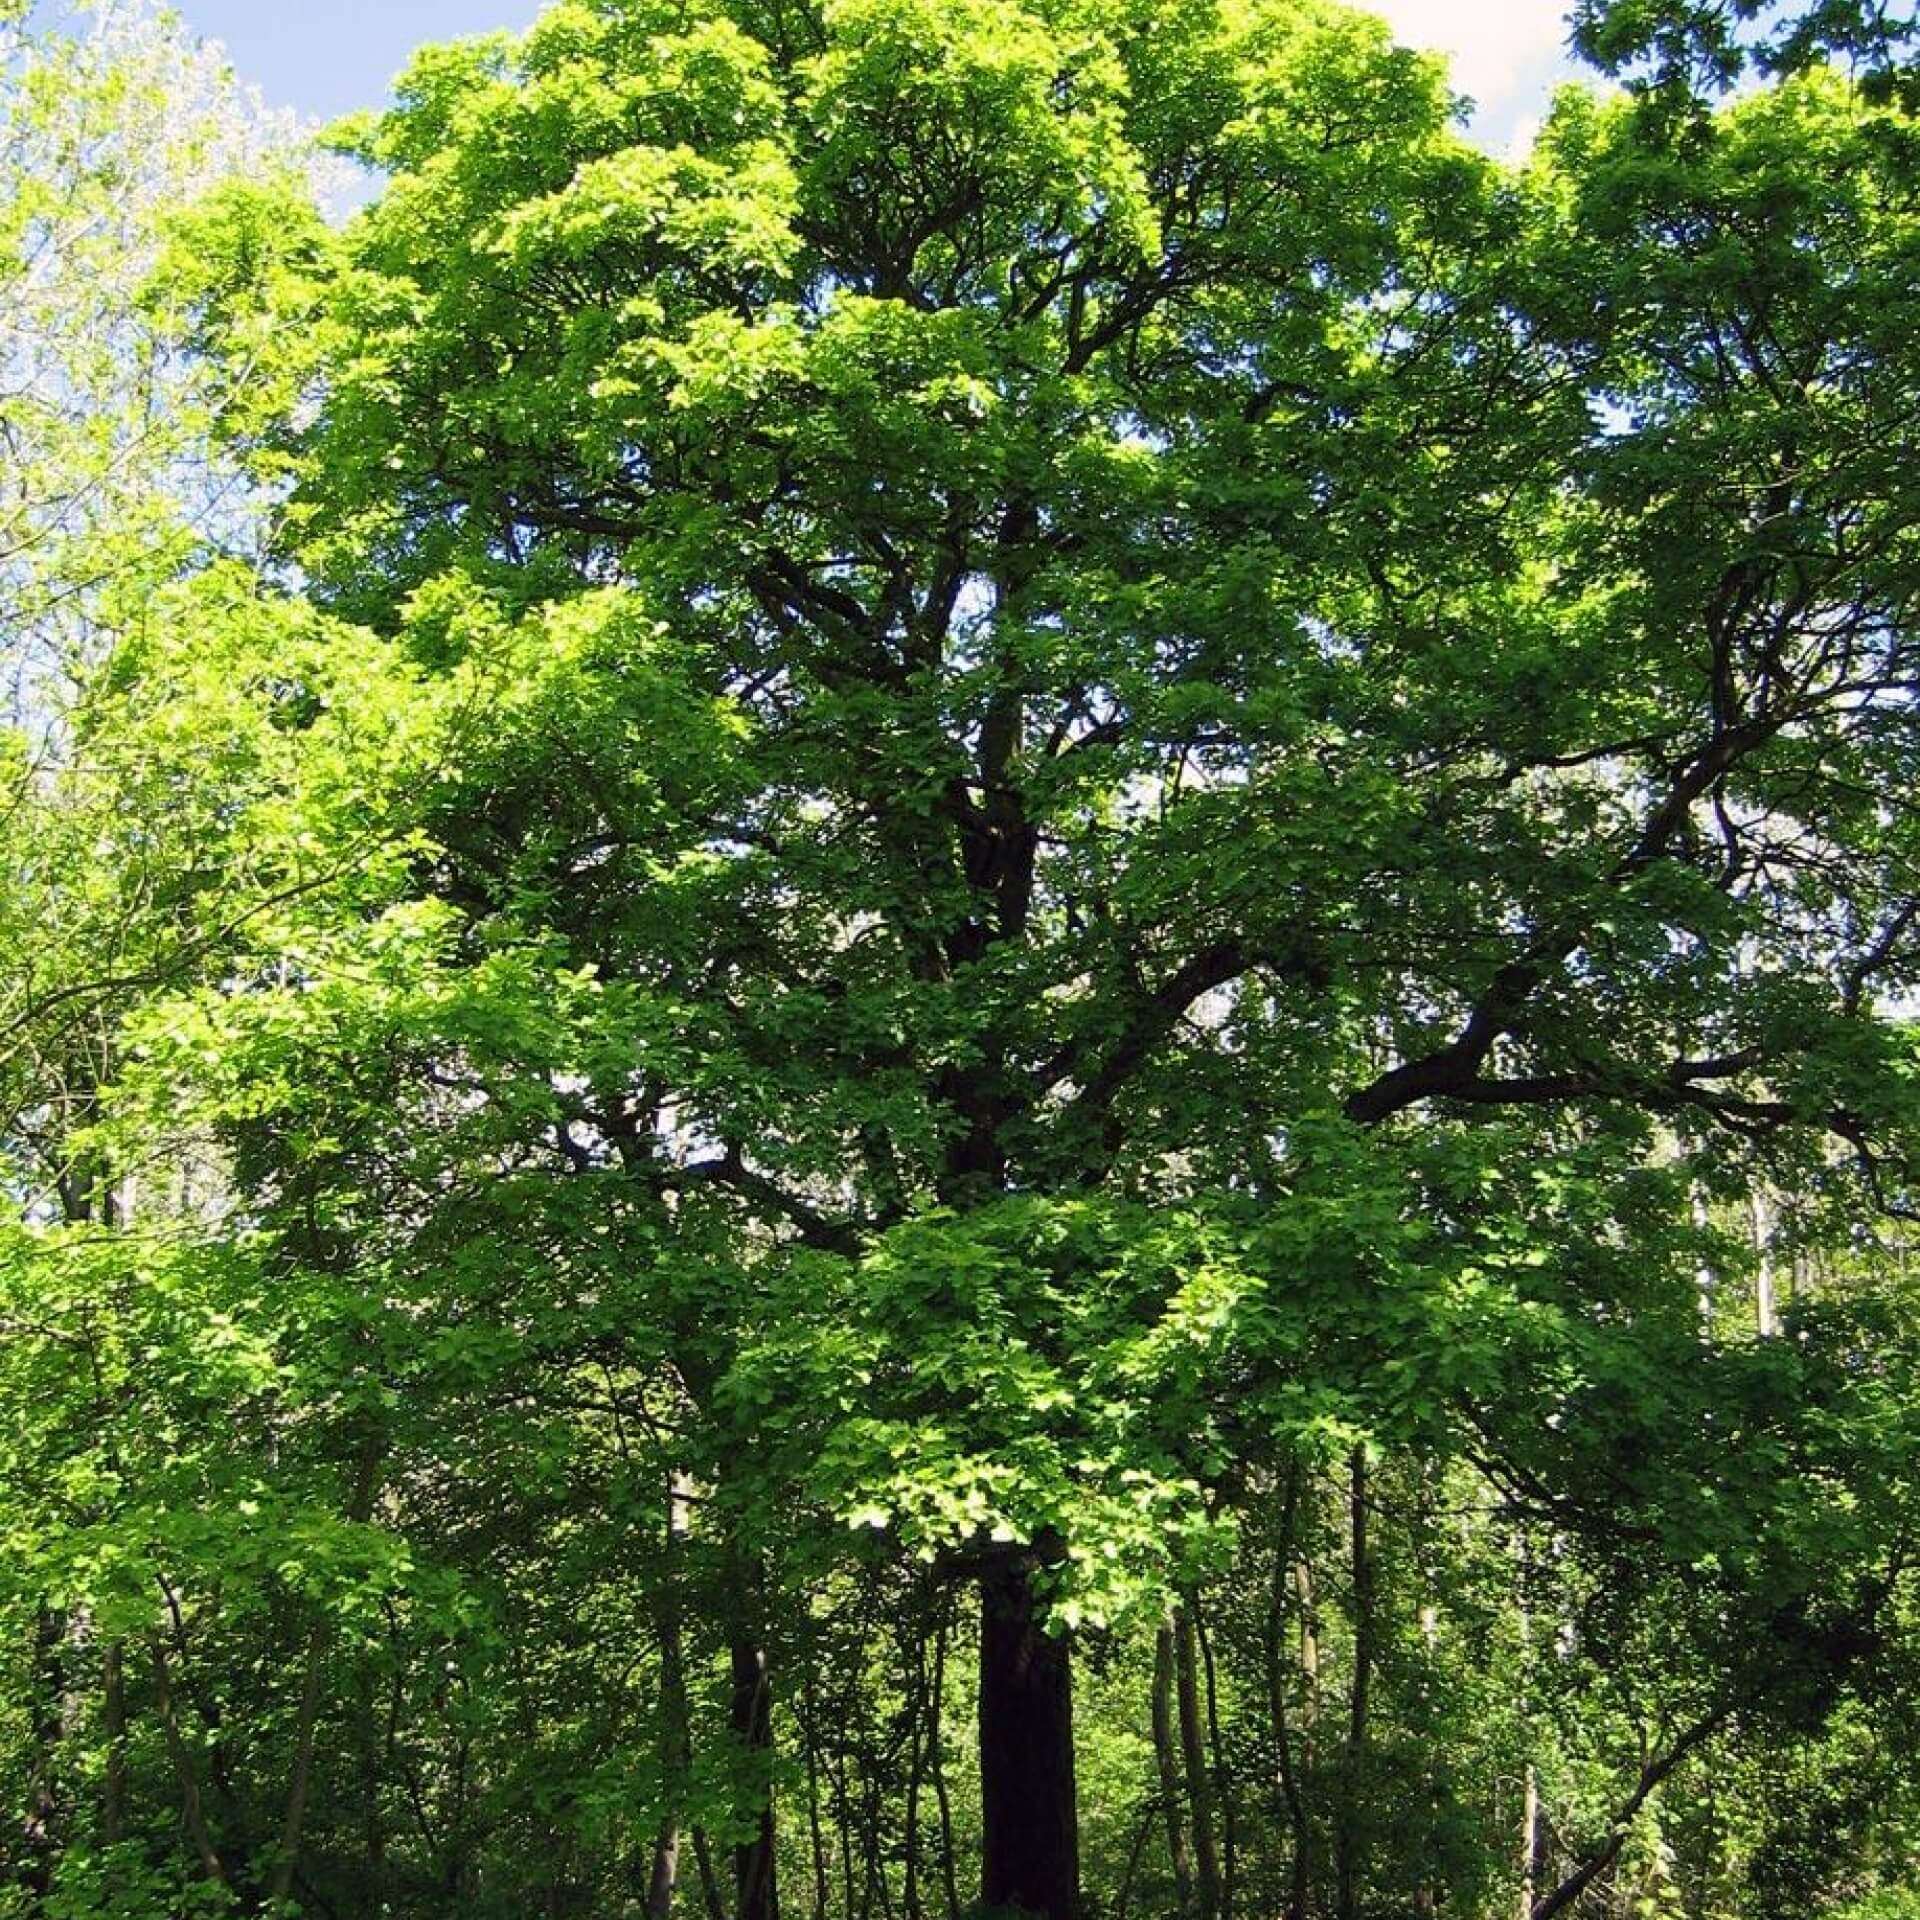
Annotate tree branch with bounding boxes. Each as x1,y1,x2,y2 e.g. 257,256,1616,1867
1530,1702,1732,1920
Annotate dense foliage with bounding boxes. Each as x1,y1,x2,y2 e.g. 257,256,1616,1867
6,0,1920,1916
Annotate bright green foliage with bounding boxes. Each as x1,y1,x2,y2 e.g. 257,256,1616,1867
0,1,311,712
6,0,1920,1917
0,0,326,1145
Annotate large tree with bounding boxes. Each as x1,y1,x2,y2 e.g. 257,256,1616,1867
17,0,1920,1914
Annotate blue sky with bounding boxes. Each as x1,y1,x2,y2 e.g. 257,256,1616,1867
175,0,1576,153
176,1,543,125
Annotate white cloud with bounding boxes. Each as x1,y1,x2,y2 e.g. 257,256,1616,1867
1369,0,1581,154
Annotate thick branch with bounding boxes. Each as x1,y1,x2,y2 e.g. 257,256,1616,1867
1345,708,1788,1128
667,1146,862,1257
1530,1703,1731,1920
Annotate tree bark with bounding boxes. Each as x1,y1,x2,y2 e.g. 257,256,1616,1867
1174,1609,1222,1920
929,1611,962,1920
148,1634,226,1887
648,1823,684,1920
1334,1449,1373,1920
1196,1605,1235,1920
1265,1471,1311,1920
269,1623,332,1905
1519,1766,1548,1920
270,1438,380,1905
731,1633,778,1920
801,1672,832,1920
648,1475,693,1920
905,1622,930,1920
355,1660,387,1902
978,1556,1079,1920
1151,1623,1195,1913
22,1607,64,1891
103,1639,128,1846
692,1826,727,1920
1751,1192,1779,1337
1529,1705,1729,1920
1294,1552,1321,1761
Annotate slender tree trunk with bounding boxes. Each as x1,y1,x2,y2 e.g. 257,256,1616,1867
269,1623,332,1904
649,1817,683,1920
1692,1186,1717,1336
1751,1192,1779,1337
1195,1605,1235,1920
1334,1449,1372,1920
649,1475,693,1920
355,1661,387,1901
1151,1622,1196,1913
828,1727,860,1920
149,1635,226,1887
1518,1765,1549,1920
1414,1465,1441,1918
650,1715,689,1914
803,1673,832,1920
1111,1794,1159,1920
905,1624,930,1920
978,1556,1079,1920
1174,1608,1222,1920
22,1607,64,1891
1266,1472,1311,1920
731,1633,778,1920
1516,1530,1545,1920
1294,1552,1321,1763
103,1639,129,1846
929,1610,962,1920
270,1439,379,1905
692,1826,727,1920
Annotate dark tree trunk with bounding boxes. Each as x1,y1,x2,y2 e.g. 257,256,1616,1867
1335,1449,1373,1920
929,1609,962,1920
269,1623,332,1905
1174,1609,1222,1920
1266,1469,1311,1920
148,1634,226,1889
1151,1623,1195,1914
650,1472,692,1920
647,1602,687,1919
978,1558,1079,1920
22,1607,64,1893
692,1827,727,1920
731,1635,778,1920
802,1673,832,1920
103,1640,129,1847
354,1661,386,1901
1195,1607,1236,1920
